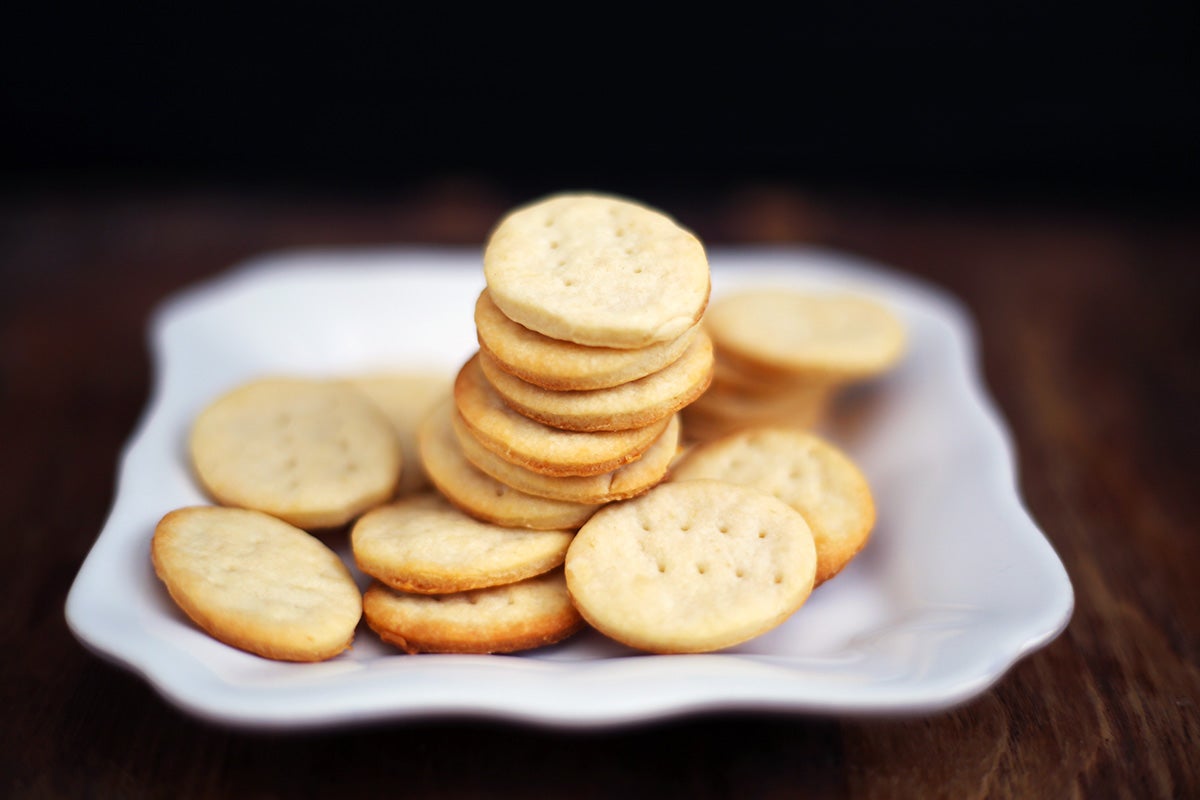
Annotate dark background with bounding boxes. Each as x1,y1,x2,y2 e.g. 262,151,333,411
4,3,1197,211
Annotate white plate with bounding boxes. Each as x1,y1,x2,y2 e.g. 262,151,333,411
65,245,1073,730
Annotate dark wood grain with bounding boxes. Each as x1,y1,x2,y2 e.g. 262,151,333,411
1,183,1196,799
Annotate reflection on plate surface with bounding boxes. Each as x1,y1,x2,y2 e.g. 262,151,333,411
65,246,1073,729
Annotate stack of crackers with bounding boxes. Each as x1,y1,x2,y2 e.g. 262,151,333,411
375,193,715,652
151,191,907,662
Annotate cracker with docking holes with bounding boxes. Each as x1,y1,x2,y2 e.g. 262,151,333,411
189,377,401,529
475,289,702,391
669,427,876,585
363,568,585,654
418,399,602,530
341,371,448,496
454,354,671,477
351,492,575,594
151,506,363,662
477,330,712,432
483,193,711,348
453,405,681,504
564,479,817,653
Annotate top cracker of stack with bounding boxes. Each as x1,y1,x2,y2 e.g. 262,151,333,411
481,192,710,350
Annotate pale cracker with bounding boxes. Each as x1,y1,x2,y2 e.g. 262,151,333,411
351,492,574,594
151,506,362,662
454,354,670,477
475,289,701,391
564,479,817,653
695,369,832,419
341,371,448,496
483,193,711,348
478,330,713,432
362,569,585,654
704,290,906,380
418,398,601,530
709,341,831,393
680,396,829,445
681,376,832,443
453,406,681,504
189,377,401,529
669,427,875,584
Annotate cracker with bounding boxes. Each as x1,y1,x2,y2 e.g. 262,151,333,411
669,427,875,585
703,290,905,380
189,377,402,529
564,479,816,653
341,371,448,496
151,506,362,662
475,289,701,391
418,399,602,530
709,342,827,393
453,405,681,504
454,354,671,477
351,492,574,594
681,376,831,443
483,193,711,348
680,399,828,445
693,370,832,419
362,569,585,654
478,330,713,432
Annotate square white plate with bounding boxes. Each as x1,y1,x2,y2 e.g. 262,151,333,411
65,245,1073,729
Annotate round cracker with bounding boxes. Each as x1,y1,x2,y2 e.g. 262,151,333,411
680,396,829,445
681,376,832,444
189,377,402,529
151,506,362,662
341,371,448,496
351,492,574,594
669,427,875,584
478,330,713,432
475,289,701,391
454,354,670,477
695,369,832,419
418,399,602,530
564,480,817,653
709,341,831,394
362,569,585,654
483,193,711,348
704,290,906,380
453,406,681,504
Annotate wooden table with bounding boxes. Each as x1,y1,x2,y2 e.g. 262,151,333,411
2,183,1196,798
